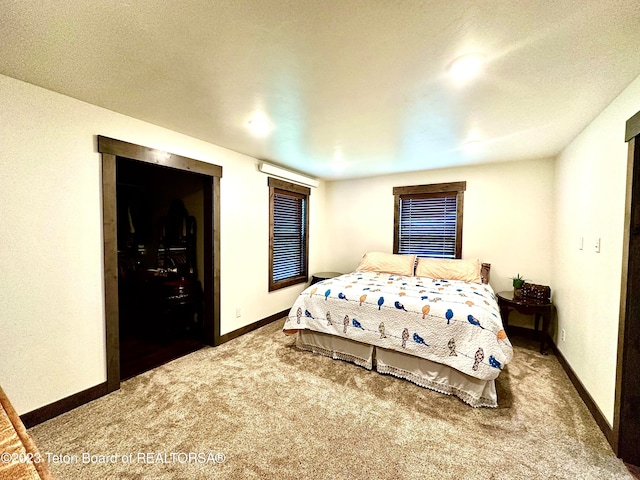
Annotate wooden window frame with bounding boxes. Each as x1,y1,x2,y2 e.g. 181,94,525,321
393,181,466,259
268,177,310,291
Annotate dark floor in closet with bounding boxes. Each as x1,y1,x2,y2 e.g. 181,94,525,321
120,332,204,380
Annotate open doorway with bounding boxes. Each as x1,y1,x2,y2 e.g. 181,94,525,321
98,136,222,391
116,158,207,379
614,111,640,464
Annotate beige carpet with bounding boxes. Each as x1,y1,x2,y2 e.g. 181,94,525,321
29,319,632,479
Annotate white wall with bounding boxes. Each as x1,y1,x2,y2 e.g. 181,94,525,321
324,159,555,297
0,74,327,414
553,74,640,426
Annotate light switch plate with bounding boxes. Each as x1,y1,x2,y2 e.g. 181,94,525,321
595,238,601,253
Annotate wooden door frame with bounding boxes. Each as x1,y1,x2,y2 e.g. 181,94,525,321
613,110,640,461
98,136,222,393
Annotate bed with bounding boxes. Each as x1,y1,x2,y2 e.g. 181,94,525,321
283,253,513,407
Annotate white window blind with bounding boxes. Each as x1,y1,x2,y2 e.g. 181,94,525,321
272,190,306,282
397,193,458,258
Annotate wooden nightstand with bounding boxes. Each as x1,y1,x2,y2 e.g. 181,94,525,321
497,290,553,355
310,271,342,285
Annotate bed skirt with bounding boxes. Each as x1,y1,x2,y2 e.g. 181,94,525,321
296,330,498,408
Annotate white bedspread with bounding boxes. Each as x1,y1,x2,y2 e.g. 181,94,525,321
284,271,512,380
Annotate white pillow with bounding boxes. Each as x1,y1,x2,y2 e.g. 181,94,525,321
356,252,416,276
415,257,482,283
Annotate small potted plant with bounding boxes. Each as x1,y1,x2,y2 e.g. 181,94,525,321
512,274,525,293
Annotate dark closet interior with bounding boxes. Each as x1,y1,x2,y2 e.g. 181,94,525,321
116,157,207,379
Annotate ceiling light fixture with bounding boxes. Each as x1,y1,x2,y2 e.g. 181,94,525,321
246,114,273,137
462,139,483,152
448,53,485,83
258,162,319,188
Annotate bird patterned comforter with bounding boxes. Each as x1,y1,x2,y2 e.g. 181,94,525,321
284,271,513,381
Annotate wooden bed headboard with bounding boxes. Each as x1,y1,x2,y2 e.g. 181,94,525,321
481,263,491,284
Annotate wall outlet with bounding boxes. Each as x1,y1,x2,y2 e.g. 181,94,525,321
561,328,566,342
236,308,242,318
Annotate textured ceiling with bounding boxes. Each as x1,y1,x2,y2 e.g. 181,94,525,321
2,0,640,180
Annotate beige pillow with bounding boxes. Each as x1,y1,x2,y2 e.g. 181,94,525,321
415,257,482,283
356,252,416,276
